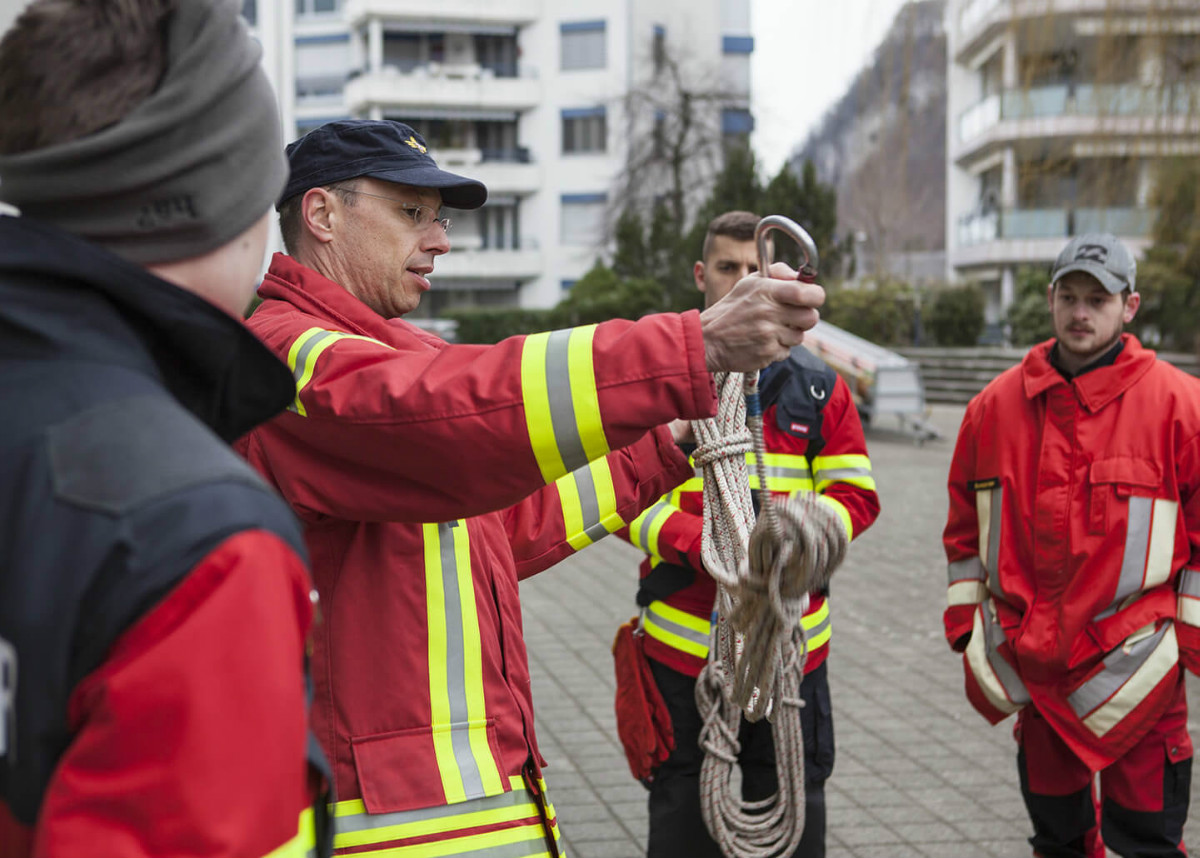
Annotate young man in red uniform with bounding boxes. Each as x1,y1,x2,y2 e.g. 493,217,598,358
621,211,880,858
0,1,329,856
943,233,1200,857
236,121,828,856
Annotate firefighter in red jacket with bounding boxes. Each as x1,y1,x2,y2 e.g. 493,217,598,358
618,211,879,858
943,233,1200,858
0,1,329,856
235,120,828,856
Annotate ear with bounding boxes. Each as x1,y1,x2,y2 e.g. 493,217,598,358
1046,282,1055,312
301,187,337,245
693,260,706,294
1124,291,1141,323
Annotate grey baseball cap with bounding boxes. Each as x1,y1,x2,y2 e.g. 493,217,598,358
1051,233,1137,294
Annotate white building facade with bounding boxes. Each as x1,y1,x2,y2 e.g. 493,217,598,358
945,0,1199,340
241,0,752,320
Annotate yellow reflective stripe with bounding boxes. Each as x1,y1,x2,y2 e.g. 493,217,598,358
286,327,395,416
455,525,503,796
676,476,705,493
817,494,853,541
812,453,876,492
331,777,557,855
520,332,562,482
262,807,314,858
423,522,503,804
567,324,607,463
644,601,710,658
629,499,676,562
520,327,609,484
559,456,624,551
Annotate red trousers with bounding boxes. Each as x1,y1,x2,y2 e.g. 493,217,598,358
1016,669,1192,858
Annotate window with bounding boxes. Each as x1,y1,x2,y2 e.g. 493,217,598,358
562,107,607,154
721,108,754,136
295,0,339,16
560,21,606,71
240,0,256,26
560,193,607,246
722,35,754,55
562,280,578,291
295,34,350,101
652,25,666,73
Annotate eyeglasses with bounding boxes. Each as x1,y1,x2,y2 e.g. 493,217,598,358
338,189,452,232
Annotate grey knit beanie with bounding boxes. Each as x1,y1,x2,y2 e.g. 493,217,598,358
0,0,287,265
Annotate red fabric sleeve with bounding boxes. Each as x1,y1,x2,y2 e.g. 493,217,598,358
505,426,693,580
33,531,315,858
807,377,880,539
616,493,705,573
944,404,983,652
1175,431,1200,674
243,311,716,525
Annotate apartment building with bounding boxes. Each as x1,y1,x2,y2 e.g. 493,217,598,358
945,0,1199,338
241,0,752,320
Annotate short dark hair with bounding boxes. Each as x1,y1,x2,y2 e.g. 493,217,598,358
0,0,175,154
701,210,759,262
277,178,361,255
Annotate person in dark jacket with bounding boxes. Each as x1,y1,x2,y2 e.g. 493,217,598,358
0,1,329,856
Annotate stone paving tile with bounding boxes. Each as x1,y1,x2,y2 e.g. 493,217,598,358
522,406,1199,857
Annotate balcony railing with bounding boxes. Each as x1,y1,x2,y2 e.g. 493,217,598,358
958,206,1156,247
345,64,541,113
958,83,1200,142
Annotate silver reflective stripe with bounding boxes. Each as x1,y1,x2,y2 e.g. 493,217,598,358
646,603,710,648
982,600,1029,705
1180,569,1200,599
804,609,831,642
1068,623,1171,718
286,330,339,413
814,466,870,481
948,556,986,585
1099,496,1153,620
573,463,609,543
635,500,673,551
979,486,1003,598
763,464,812,482
438,521,486,800
544,329,588,472
334,785,532,835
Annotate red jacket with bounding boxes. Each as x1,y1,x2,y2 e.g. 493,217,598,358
622,355,879,678
943,336,1200,770
236,254,716,854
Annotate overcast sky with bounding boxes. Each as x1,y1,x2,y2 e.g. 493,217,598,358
750,0,914,175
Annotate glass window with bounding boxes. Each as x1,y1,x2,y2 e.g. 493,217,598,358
560,194,607,246
560,21,606,71
240,0,256,26
562,108,607,154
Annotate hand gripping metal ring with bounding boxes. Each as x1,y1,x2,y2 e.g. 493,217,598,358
755,215,820,283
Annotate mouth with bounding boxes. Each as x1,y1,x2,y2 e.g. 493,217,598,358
408,265,433,291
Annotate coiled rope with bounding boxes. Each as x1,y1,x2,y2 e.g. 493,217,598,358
694,217,848,858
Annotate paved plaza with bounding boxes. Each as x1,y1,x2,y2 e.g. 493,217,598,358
521,404,1200,858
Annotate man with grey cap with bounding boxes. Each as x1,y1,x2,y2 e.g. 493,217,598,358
0,1,329,856
941,232,1200,858
236,118,827,855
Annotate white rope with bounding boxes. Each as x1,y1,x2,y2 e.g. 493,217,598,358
694,371,848,858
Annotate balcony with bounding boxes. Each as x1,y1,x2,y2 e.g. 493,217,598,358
955,0,1161,61
427,148,540,196
956,83,1200,157
343,0,540,28
955,206,1155,266
434,240,543,280
345,64,541,115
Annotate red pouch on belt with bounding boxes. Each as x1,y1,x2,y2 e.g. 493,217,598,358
612,617,674,783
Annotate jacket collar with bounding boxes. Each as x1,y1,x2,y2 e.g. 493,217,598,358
0,215,295,442
1022,334,1156,412
259,252,443,348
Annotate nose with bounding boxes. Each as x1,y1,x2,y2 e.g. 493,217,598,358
425,224,451,255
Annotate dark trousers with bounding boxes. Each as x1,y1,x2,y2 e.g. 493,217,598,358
646,659,834,858
1016,672,1192,858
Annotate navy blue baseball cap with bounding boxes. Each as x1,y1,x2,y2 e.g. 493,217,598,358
278,119,487,210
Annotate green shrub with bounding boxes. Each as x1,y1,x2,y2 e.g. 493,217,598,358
925,284,984,346
1005,266,1054,346
442,307,556,344
822,281,917,346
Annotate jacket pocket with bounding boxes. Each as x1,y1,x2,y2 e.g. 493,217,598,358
1088,457,1162,535
351,720,508,814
